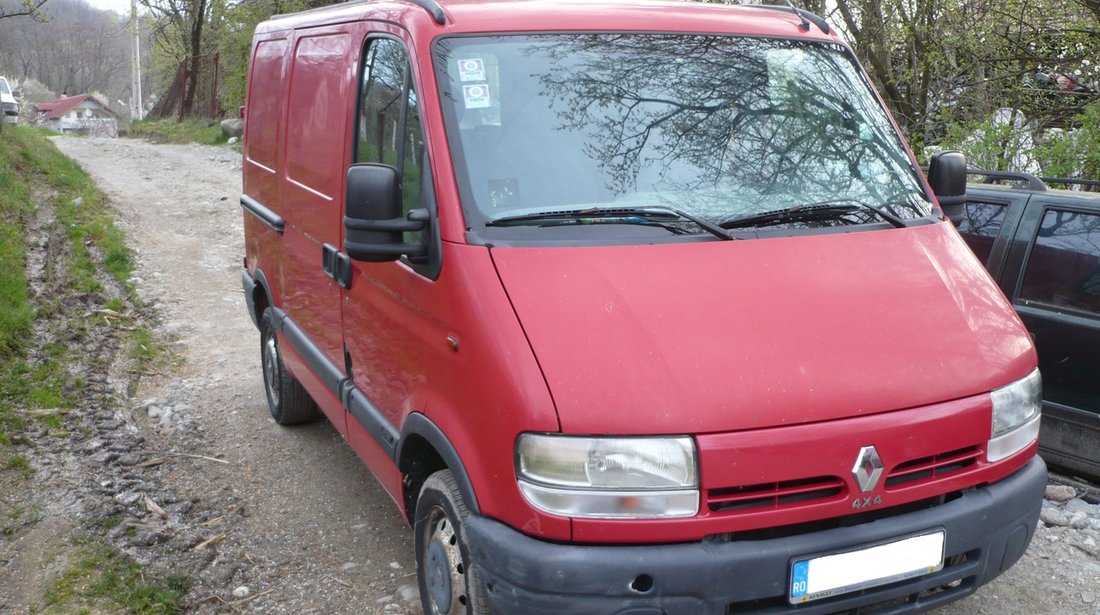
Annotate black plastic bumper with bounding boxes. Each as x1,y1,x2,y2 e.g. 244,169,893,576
241,269,259,329
466,457,1046,615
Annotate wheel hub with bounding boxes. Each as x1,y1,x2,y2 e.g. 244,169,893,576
425,511,463,614
263,335,280,406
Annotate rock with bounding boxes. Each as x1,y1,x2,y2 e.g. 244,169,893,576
388,561,402,569
227,136,239,145
220,118,244,138
341,562,357,571
397,584,419,603
71,196,84,207
147,405,163,419
1045,484,1077,502
232,585,250,599
1065,498,1096,515
114,491,141,506
1041,508,1072,527
1084,591,1096,604
116,454,142,467
1071,513,1091,530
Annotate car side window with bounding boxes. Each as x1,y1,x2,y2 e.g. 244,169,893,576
1018,208,1100,316
356,37,429,247
955,200,1007,265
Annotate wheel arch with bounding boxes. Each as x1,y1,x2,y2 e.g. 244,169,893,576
398,413,480,523
250,267,275,327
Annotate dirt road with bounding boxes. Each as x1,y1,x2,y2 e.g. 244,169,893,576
51,136,1100,615
51,136,419,614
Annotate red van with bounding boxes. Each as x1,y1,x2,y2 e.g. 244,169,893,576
240,1,1046,613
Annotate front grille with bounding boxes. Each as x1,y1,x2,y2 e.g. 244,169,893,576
885,446,982,489
707,475,845,513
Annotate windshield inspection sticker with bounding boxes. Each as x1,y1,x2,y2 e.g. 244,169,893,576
463,84,491,109
458,58,486,81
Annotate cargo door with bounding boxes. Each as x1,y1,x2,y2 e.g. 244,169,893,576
278,28,355,433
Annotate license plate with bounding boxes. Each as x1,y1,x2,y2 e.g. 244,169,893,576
789,530,945,604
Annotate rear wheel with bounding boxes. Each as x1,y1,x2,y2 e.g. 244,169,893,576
259,308,319,425
415,470,488,615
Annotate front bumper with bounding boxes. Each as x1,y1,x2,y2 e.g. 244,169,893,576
467,456,1045,615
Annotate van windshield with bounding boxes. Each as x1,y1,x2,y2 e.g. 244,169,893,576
0,78,11,97
433,34,931,239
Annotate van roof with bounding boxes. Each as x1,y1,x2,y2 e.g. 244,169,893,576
258,0,839,43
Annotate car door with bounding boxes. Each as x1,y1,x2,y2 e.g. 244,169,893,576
340,29,449,487
1001,192,1100,479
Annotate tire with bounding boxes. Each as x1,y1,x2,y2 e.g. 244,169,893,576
415,470,489,615
259,308,319,425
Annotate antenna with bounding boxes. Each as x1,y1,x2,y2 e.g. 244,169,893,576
781,0,811,31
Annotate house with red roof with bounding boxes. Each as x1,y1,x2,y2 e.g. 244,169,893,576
34,93,118,137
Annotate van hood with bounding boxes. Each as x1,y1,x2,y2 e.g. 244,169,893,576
490,223,1036,434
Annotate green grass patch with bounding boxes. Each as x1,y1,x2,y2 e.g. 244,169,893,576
129,118,229,146
6,453,32,478
0,126,134,443
0,502,43,536
44,535,192,614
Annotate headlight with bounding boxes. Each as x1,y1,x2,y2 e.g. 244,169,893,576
987,369,1041,462
516,434,699,518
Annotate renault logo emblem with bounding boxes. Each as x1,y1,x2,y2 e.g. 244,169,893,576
852,445,884,493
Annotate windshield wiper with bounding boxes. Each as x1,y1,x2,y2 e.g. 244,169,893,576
719,200,909,230
487,206,735,241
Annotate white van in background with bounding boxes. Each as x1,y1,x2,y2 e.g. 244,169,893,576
1,77,20,124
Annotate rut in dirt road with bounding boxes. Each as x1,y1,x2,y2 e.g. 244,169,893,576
52,136,420,614
50,136,1100,615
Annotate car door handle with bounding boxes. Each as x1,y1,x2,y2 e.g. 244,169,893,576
322,244,352,289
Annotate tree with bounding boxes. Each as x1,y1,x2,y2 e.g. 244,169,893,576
141,0,212,116
0,0,48,20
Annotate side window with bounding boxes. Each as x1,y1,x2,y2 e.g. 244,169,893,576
356,38,425,224
955,200,1007,265
1018,208,1100,316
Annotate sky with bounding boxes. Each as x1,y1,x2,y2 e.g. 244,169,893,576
84,0,142,17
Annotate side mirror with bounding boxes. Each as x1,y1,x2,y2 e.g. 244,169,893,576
344,163,428,263
928,152,967,225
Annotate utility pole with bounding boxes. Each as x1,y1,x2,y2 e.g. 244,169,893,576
130,0,144,121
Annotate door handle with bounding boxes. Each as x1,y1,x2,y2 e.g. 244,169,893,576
321,244,351,289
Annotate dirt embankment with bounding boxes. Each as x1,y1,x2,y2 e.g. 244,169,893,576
4,135,1098,615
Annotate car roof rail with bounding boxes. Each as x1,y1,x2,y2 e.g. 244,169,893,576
406,0,445,24
271,0,445,24
748,3,830,34
966,169,1048,191
1038,176,1100,191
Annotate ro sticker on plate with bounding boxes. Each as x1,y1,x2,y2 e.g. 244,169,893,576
463,84,491,109
458,58,486,81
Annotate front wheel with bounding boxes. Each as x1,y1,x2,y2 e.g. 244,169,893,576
259,308,319,425
414,470,489,615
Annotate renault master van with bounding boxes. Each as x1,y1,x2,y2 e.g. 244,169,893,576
240,1,1046,613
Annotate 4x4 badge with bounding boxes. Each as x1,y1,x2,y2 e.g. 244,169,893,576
852,445,884,493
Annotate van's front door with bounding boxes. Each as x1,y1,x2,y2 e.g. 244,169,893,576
340,30,442,495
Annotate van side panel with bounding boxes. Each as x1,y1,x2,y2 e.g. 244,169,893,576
278,28,356,433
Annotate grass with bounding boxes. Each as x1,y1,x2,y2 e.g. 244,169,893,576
43,535,192,614
129,118,230,146
0,126,135,445
0,126,185,609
